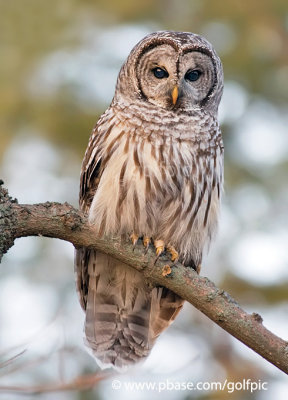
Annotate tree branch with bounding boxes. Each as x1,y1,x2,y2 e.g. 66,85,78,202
0,182,287,375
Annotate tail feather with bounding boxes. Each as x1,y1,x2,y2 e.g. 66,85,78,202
75,248,184,369
150,287,184,340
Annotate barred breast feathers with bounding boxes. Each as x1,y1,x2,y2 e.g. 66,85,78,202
83,103,223,266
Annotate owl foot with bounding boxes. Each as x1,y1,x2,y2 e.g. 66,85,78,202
130,233,152,254
130,234,179,263
153,240,179,263
166,245,179,262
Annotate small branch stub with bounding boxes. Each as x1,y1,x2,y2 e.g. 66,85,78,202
162,264,172,277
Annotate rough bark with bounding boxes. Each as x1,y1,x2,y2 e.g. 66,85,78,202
0,182,287,374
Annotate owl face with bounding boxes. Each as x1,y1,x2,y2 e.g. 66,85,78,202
115,31,223,114
136,44,216,110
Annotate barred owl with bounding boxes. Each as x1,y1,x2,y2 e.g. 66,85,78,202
75,31,224,369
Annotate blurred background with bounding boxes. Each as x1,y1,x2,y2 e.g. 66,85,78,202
0,0,287,399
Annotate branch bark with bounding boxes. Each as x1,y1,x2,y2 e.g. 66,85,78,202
0,182,287,375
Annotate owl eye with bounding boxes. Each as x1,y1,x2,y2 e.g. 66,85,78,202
185,69,202,82
152,67,169,79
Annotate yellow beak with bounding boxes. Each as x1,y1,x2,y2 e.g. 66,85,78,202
171,85,178,105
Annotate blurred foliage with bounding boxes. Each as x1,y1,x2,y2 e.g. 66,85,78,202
223,274,288,304
0,0,287,158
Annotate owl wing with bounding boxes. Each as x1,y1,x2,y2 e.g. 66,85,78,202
76,119,106,310
79,129,103,214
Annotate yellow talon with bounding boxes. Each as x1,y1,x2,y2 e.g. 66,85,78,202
143,236,150,249
130,233,139,246
154,239,165,257
167,245,179,262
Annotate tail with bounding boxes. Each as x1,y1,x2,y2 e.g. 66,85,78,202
75,248,184,369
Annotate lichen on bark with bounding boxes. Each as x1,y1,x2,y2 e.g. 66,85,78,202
0,181,18,262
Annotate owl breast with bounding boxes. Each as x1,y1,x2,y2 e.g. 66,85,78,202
88,104,223,267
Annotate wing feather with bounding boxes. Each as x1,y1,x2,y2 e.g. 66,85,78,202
76,111,113,309
80,133,102,212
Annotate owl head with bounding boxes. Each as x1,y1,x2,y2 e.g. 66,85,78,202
114,31,223,115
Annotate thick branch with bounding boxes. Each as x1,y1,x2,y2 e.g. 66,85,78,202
0,183,287,374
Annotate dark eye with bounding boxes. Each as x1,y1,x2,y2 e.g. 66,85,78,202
152,67,169,79
185,69,202,82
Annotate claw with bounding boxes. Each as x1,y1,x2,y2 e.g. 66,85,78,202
131,234,179,263
130,233,139,248
143,236,151,253
154,239,165,257
167,245,179,262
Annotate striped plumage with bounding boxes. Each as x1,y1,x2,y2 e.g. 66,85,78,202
75,31,224,369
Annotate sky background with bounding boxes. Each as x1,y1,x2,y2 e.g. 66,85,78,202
0,1,288,399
